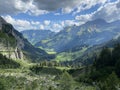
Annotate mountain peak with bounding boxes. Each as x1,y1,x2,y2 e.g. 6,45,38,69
0,16,6,23
0,16,7,28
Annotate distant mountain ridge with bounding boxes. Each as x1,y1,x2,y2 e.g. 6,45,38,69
21,30,55,45
0,16,49,62
74,35,120,65
35,19,120,52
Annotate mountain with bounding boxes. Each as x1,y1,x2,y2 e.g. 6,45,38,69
21,30,55,45
74,35,120,65
35,19,120,52
0,16,49,62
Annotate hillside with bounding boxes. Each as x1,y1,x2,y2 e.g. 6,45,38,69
0,16,49,62
74,35,120,65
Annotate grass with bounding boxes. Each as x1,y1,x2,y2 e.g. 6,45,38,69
54,47,88,62
41,39,52,44
39,46,56,55
47,51,56,54
55,66,71,70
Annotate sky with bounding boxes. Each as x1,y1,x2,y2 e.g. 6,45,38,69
0,0,120,32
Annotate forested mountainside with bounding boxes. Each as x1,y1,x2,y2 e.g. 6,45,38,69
0,16,50,62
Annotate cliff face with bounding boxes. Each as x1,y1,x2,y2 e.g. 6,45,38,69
0,16,49,61
0,21,24,60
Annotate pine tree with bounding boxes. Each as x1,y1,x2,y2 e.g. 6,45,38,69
98,72,119,90
59,72,74,90
115,59,120,77
95,48,112,69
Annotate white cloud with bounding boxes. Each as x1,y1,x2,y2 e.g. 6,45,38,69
73,0,107,15
0,0,119,21
52,23,63,32
61,20,83,27
62,7,73,14
2,15,41,31
65,20,74,26
31,21,40,25
74,0,120,24
2,15,63,32
44,20,51,25
40,25,45,30
92,0,120,22
0,0,48,15
75,13,93,22
2,0,120,33
0,0,109,15
54,13,60,16
49,20,82,32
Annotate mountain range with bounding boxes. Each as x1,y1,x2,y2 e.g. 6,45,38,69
34,19,120,53
20,18,120,64
1,16,120,64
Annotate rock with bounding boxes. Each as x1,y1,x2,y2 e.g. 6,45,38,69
0,16,49,61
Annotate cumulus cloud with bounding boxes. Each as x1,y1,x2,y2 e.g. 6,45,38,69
0,0,108,15
44,20,51,25
2,15,84,32
73,0,107,15
2,15,41,31
40,25,45,30
0,0,48,15
75,0,120,24
1,0,120,32
1,15,68,32
33,0,108,14
92,0,120,22
75,14,93,22
0,0,119,22
51,20,82,32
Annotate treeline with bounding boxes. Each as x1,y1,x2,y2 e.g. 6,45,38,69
0,54,20,68
77,44,120,90
92,44,120,80
33,60,82,69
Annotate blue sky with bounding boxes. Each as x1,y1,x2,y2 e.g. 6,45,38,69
0,0,120,32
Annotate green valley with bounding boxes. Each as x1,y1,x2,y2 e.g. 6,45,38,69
0,0,120,89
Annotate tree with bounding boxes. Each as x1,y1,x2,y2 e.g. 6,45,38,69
0,79,6,90
115,59,120,77
98,72,119,90
112,44,120,64
48,86,54,90
95,48,112,69
59,72,74,90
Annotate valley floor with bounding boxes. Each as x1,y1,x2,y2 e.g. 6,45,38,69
0,65,96,90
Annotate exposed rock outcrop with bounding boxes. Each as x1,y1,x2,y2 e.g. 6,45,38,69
0,16,49,61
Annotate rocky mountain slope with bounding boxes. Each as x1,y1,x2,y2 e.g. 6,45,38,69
0,16,49,62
